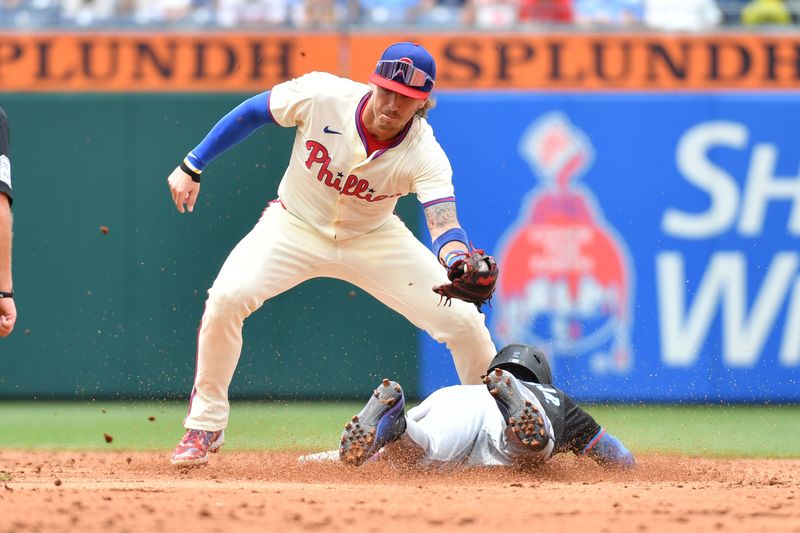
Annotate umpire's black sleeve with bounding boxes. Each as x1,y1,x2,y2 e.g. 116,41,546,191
0,105,12,205
0,105,9,158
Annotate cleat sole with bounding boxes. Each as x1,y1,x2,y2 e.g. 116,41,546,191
340,379,406,466
485,370,549,452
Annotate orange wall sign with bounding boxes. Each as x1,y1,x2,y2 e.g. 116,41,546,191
1,32,799,92
0,33,340,92
349,33,800,91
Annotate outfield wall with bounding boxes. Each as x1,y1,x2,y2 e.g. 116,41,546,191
1,31,798,402
0,94,420,399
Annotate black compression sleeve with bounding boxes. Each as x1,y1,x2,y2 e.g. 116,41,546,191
0,105,9,157
556,391,602,455
0,105,12,205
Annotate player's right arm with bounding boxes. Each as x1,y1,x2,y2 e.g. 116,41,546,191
0,193,13,337
167,91,275,213
0,105,16,337
556,387,635,468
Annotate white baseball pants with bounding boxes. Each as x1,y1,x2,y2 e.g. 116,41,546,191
184,203,497,430
404,384,554,466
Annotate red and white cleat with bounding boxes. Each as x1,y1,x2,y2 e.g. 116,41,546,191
170,429,224,466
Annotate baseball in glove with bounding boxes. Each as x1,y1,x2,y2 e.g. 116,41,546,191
433,249,498,311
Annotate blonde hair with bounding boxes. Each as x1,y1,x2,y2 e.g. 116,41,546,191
416,96,436,119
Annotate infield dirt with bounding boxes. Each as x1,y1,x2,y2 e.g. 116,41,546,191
0,450,798,532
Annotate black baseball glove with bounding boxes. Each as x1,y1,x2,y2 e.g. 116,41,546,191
433,249,498,312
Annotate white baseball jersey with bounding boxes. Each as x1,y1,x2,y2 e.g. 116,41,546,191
268,71,454,240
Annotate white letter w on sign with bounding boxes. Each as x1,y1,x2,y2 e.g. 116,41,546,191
656,252,798,368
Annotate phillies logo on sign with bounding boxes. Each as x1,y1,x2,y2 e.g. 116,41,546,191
493,112,635,375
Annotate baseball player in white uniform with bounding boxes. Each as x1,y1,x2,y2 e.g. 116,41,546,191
335,344,635,469
167,42,498,466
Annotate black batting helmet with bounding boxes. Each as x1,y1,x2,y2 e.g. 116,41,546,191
487,344,553,385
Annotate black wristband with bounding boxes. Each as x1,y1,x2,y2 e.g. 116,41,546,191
0,291,13,299
180,161,202,183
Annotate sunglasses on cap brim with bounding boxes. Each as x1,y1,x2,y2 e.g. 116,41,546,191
374,60,435,88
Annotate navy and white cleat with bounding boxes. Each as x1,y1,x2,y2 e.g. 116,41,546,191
339,378,406,466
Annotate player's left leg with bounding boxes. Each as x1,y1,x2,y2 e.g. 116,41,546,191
336,216,496,384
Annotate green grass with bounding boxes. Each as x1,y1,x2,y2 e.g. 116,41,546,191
0,401,798,458
583,404,800,458
0,401,362,452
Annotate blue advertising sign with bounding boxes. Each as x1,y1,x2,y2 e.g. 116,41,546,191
421,92,800,402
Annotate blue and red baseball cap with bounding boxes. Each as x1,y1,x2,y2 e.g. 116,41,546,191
369,42,436,100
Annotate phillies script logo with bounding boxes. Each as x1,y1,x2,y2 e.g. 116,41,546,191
305,141,402,202
492,112,635,375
